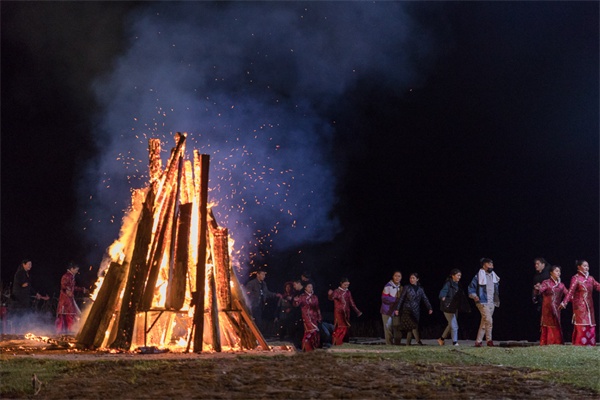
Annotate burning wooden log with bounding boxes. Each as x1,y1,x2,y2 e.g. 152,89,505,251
141,136,186,310
192,151,209,353
165,202,192,310
165,153,185,310
109,188,155,349
210,226,232,310
78,261,126,348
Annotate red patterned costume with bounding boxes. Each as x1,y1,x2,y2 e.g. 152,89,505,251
293,291,322,351
561,272,600,346
55,270,85,334
537,278,567,345
328,287,362,345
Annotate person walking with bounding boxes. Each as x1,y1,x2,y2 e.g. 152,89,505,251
468,258,500,347
437,268,470,346
531,257,551,341
293,282,322,351
395,273,433,345
381,271,403,345
328,277,362,346
534,265,567,345
560,260,600,346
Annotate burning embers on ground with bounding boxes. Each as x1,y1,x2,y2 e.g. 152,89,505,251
77,134,266,353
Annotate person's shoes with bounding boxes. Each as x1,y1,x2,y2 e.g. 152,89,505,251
453,342,459,346
437,338,445,346
487,340,494,347
417,340,424,346
474,341,483,347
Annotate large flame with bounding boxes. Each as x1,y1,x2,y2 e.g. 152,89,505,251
80,138,258,353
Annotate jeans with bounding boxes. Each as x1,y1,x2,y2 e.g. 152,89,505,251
442,312,458,342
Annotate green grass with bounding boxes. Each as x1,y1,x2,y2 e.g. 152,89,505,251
333,344,600,392
0,358,71,397
2,345,599,397
0,357,182,398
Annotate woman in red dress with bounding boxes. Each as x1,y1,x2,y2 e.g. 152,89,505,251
328,277,362,346
560,260,600,346
56,263,88,334
534,265,567,345
293,283,322,351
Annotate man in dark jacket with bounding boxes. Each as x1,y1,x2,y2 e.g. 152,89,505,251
11,259,49,332
245,267,280,334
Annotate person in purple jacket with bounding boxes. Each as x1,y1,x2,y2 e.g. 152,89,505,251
380,271,403,345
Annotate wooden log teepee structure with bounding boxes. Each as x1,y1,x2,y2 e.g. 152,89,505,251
76,133,268,352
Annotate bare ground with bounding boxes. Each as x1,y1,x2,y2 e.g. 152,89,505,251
1,336,598,399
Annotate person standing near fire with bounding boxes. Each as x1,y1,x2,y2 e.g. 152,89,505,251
293,282,322,351
245,267,281,334
11,259,49,331
56,262,88,335
328,277,362,345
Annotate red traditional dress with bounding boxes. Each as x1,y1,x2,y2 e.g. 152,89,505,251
328,287,362,345
293,291,322,351
55,271,85,334
537,277,567,345
561,271,600,346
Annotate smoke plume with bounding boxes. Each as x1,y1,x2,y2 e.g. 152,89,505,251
81,2,431,268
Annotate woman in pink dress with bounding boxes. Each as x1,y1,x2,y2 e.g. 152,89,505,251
293,283,322,351
560,260,600,346
534,265,567,345
328,277,362,346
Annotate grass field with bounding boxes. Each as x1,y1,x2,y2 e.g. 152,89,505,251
1,343,599,399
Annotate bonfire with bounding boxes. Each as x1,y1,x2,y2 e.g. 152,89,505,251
76,133,267,353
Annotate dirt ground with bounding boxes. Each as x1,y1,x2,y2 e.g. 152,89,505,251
1,335,598,399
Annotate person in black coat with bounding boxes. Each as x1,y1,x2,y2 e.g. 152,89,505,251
395,273,432,345
11,259,48,316
437,269,470,346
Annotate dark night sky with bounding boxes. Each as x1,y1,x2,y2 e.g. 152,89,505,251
1,2,598,341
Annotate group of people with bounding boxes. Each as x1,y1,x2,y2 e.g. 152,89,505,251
533,258,600,346
245,269,362,352
12,255,599,349
10,259,88,335
381,257,599,347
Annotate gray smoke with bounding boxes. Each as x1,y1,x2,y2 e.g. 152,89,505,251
82,2,432,268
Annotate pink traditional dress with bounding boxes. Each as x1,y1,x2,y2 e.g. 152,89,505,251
561,271,600,346
537,277,567,345
55,271,85,334
328,287,362,345
293,291,322,351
